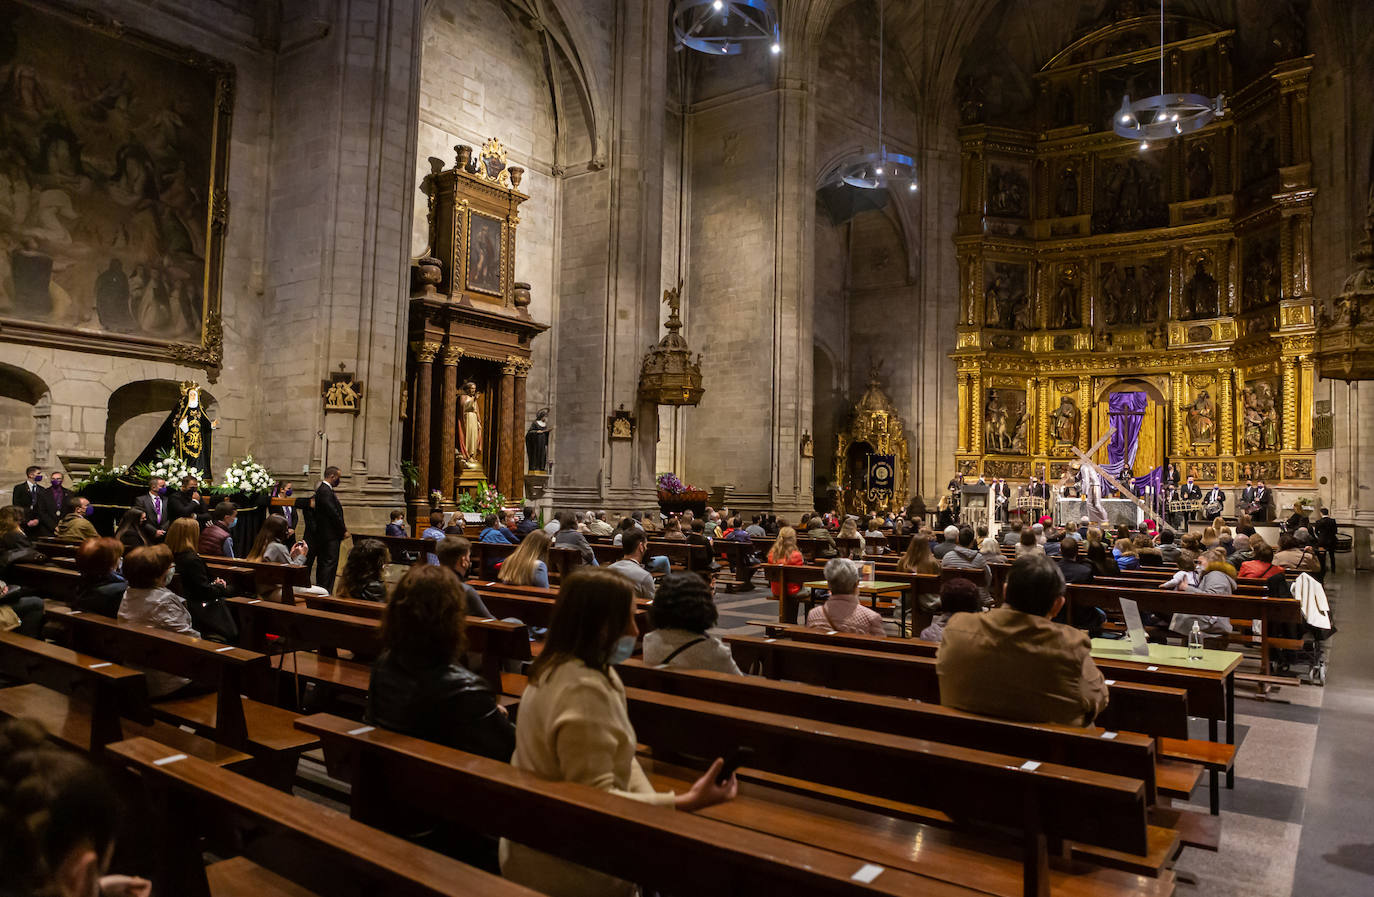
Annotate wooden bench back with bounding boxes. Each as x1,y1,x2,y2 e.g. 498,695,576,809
296,713,1006,897
369,533,438,565
106,736,542,897
615,659,1157,803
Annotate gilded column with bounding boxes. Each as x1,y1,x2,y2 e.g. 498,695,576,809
439,345,463,500
957,374,970,453
971,373,984,455
498,358,518,498
510,358,531,499
1171,375,1185,457
410,342,440,499
1281,358,1298,452
1299,357,1315,451
1218,368,1233,461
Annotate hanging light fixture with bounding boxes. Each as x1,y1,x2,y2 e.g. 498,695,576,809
1113,0,1225,147
672,0,781,56
831,0,917,191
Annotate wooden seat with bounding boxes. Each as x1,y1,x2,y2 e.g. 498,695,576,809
105,736,543,897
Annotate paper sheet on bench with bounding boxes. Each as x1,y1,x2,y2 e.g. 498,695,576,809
1118,597,1151,656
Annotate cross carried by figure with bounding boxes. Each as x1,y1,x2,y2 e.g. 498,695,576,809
1071,429,1176,535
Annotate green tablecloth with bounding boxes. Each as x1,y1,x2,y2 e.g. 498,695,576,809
1090,637,1241,673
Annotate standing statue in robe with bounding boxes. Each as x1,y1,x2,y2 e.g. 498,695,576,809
1186,391,1216,445
458,380,483,469
525,407,551,472
1051,396,1080,445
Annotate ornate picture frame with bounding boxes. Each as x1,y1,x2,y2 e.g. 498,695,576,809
607,405,635,440
0,0,233,371
465,209,505,297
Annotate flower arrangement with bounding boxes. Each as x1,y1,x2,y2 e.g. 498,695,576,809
207,456,275,496
656,472,696,495
131,450,204,487
429,489,445,508
456,482,508,517
70,463,128,491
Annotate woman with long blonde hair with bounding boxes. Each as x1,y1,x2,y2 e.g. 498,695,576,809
498,529,551,588
767,526,806,623
836,516,865,558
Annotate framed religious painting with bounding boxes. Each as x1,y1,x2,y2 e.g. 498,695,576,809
465,210,505,297
0,0,233,369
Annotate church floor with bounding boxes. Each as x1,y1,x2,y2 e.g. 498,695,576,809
713,568,1368,897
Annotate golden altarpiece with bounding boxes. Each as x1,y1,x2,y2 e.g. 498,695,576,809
835,367,910,517
404,140,548,510
952,11,1316,491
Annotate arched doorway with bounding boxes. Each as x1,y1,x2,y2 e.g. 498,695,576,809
1091,377,1168,480
105,380,219,472
0,363,52,485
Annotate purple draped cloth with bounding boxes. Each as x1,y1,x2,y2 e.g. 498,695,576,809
1105,392,1148,479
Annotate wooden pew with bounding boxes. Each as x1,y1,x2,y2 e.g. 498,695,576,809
297,713,1161,897
468,540,518,579
714,539,760,591
46,608,317,787
105,736,543,897
751,622,1235,815
34,539,312,601
0,630,250,768
723,633,1191,740
230,596,531,695
369,533,437,565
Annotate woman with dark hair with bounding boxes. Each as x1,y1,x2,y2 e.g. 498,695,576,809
113,509,149,551
164,517,237,643
919,577,982,643
246,514,306,566
0,718,145,897
552,510,597,565
73,536,127,617
642,572,740,674
500,569,736,897
1085,538,1120,576
339,538,391,601
367,564,515,760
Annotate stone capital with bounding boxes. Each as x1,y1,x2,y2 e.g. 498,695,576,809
503,355,533,377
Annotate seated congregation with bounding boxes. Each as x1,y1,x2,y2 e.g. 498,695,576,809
1,475,1331,897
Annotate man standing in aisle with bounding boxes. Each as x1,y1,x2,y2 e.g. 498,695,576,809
12,466,44,535
307,466,348,591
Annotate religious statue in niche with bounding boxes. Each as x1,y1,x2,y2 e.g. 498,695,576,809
984,262,1031,330
1050,395,1080,445
1187,143,1214,200
1055,165,1078,218
1241,380,1280,452
1184,257,1219,319
1049,264,1081,329
525,408,551,472
984,388,1028,454
458,381,483,469
1092,155,1167,234
1186,391,1216,445
1242,236,1281,310
987,165,1029,219
607,405,635,440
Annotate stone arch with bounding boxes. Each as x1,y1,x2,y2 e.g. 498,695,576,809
104,380,220,470
0,362,53,484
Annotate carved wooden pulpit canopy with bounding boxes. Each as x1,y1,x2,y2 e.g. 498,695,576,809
406,139,549,507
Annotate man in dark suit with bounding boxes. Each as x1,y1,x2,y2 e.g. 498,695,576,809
306,466,348,591
34,471,66,538
991,478,1010,523
1203,483,1226,519
167,475,208,524
1179,475,1202,525
1249,480,1274,522
1314,507,1338,574
12,466,43,534
132,477,170,541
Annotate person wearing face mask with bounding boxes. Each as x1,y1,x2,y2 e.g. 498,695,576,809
500,569,737,897
307,465,348,591
0,718,150,897
167,474,208,524
54,496,98,543
168,517,238,643
35,470,67,538
12,465,45,535
197,501,239,558
117,544,198,697
132,476,170,541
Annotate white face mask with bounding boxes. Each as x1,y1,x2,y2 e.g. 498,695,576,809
163,568,175,587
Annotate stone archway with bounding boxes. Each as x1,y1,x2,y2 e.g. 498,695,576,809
0,363,52,485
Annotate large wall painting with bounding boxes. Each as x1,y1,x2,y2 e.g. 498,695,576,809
0,0,232,368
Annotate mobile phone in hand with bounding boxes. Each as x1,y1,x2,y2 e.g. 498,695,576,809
716,746,755,785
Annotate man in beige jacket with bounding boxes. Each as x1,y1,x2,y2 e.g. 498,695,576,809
936,553,1109,727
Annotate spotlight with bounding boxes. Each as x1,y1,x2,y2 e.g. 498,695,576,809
770,42,781,54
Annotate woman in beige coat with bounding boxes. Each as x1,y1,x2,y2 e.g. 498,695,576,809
499,569,736,896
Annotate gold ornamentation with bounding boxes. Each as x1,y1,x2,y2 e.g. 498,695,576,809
322,364,363,414
440,345,464,366
1188,374,1215,388
1055,378,1079,394
411,341,441,363
503,355,532,377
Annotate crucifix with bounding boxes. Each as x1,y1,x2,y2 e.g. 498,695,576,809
1070,427,1176,535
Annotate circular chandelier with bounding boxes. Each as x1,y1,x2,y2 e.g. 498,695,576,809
831,0,916,192
1112,0,1225,148
672,0,781,56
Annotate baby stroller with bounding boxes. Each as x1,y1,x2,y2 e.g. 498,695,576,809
1268,572,1334,685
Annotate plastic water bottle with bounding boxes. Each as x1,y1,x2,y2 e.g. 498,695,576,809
1188,621,1204,661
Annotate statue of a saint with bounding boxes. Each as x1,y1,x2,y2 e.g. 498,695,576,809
1185,260,1218,319
458,380,483,469
1055,166,1078,217
1051,396,1079,445
1242,387,1264,451
984,390,1009,452
1051,267,1080,329
525,407,551,472
1187,390,1216,445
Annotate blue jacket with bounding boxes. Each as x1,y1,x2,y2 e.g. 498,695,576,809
480,527,517,545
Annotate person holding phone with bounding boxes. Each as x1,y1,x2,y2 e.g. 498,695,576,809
500,569,736,897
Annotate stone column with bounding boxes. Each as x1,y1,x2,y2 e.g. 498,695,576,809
498,358,517,499
439,345,462,500
410,341,440,498
511,358,530,500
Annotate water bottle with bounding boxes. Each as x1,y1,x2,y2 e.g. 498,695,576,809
1188,621,1204,661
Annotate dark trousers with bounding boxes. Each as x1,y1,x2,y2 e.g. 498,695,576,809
308,538,341,592
1321,545,1337,575
2,587,44,637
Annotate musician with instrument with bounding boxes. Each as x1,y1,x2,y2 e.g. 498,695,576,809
1202,483,1226,521
991,477,1010,523
1247,479,1275,522
1179,475,1202,525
